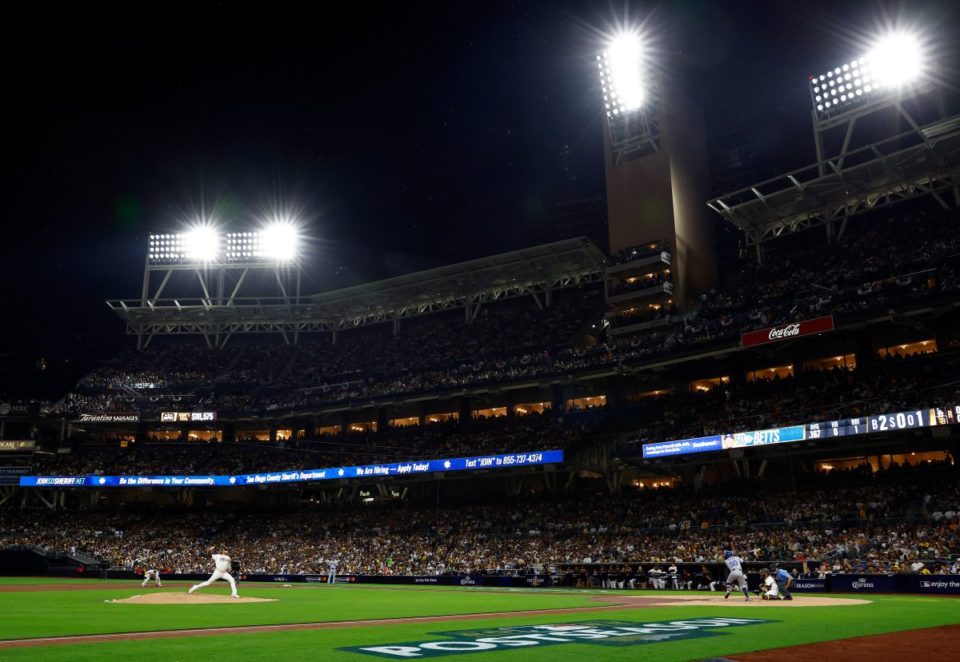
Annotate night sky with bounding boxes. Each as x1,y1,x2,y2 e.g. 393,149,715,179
3,1,958,396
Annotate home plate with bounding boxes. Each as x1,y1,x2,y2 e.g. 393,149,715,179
109,593,276,604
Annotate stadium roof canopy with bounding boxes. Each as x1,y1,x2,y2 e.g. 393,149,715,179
107,237,608,347
706,114,960,252
308,236,607,323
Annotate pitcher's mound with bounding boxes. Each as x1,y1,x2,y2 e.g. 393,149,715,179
110,593,276,605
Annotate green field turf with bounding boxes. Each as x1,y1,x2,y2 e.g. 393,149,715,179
0,578,958,661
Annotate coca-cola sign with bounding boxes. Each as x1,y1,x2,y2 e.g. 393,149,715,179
741,316,834,347
767,323,801,340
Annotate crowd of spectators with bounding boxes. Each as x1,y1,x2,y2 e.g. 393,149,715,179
18,412,593,476
2,464,957,577
17,350,960,477
47,204,960,416
673,206,960,349
621,352,960,450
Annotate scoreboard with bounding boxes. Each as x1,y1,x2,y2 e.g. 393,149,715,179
643,405,960,459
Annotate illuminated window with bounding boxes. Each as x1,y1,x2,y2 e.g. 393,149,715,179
631,477,678,489
690,377,730,392
566,396,606,410
804,354,857,372
348,421,377,433
389,416,420,428
512,402,552,415
630,389,672,400
147,429,181,441
745,365,794,382
816,450,952,474
472,407,507,419
425,412,459,424
877,339,937,358
275,429,294,441
186,430,221,442
239,429,272,441
315,425,341,437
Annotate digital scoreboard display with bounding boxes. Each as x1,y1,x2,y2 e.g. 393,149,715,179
160,411,217,423
642,405,960,459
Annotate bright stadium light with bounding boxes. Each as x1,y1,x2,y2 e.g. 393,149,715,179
867,31,923,89
598,31,647,118
147,228,221,263
809,30,926,119
182,225,221,262
222,220,301,263
260,221,299,262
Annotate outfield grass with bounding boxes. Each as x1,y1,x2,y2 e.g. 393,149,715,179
0,579,958,661
0,582,600,639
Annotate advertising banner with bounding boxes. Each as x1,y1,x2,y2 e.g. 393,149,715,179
741,315,834,347
829,574,896,593
0,402,33,418
0,440,35,452
641,404,960,460
77,413,140,423
160,412,217,423
791,578,827,592
19,449,564,488
910,576,960,595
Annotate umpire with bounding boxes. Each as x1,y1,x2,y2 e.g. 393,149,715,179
773,566,794,600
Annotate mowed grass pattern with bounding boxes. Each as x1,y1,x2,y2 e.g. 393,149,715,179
0,580,599,638
0,579,959,661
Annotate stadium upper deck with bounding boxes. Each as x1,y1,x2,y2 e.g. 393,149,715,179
45,198,960,421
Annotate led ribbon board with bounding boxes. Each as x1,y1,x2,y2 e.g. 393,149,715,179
19,450,563,488
642,405,960,459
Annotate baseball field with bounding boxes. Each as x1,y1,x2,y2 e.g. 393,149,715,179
0,578,958,660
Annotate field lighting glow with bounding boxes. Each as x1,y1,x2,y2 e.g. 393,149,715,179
598,31,647,118
810,30,925,116
223,220,301,263
148,221,302,264
182,225,221,262
260,221,299,262
868,32,923,89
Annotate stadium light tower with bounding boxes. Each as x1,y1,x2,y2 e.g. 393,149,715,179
809,29,936,176
598,30,659,164
706,26,959,259
597,26,717,306
133,215,306,349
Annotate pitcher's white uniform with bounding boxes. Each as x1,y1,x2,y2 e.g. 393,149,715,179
189,553,238,597
141,568,162,587
763,574,780,599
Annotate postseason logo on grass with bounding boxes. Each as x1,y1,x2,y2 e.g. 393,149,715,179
343,618,773,658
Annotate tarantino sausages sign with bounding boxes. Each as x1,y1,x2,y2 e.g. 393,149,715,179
740,315,834,347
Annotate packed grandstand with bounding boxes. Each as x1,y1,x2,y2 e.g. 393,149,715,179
1,192,958,585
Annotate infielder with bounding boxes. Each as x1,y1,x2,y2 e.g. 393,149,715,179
189,550,239,598
723,550,750,601
141,567,162,588
327,558,339,584
774,566,794,600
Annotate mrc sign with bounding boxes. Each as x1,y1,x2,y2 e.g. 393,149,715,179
741,316,834,347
